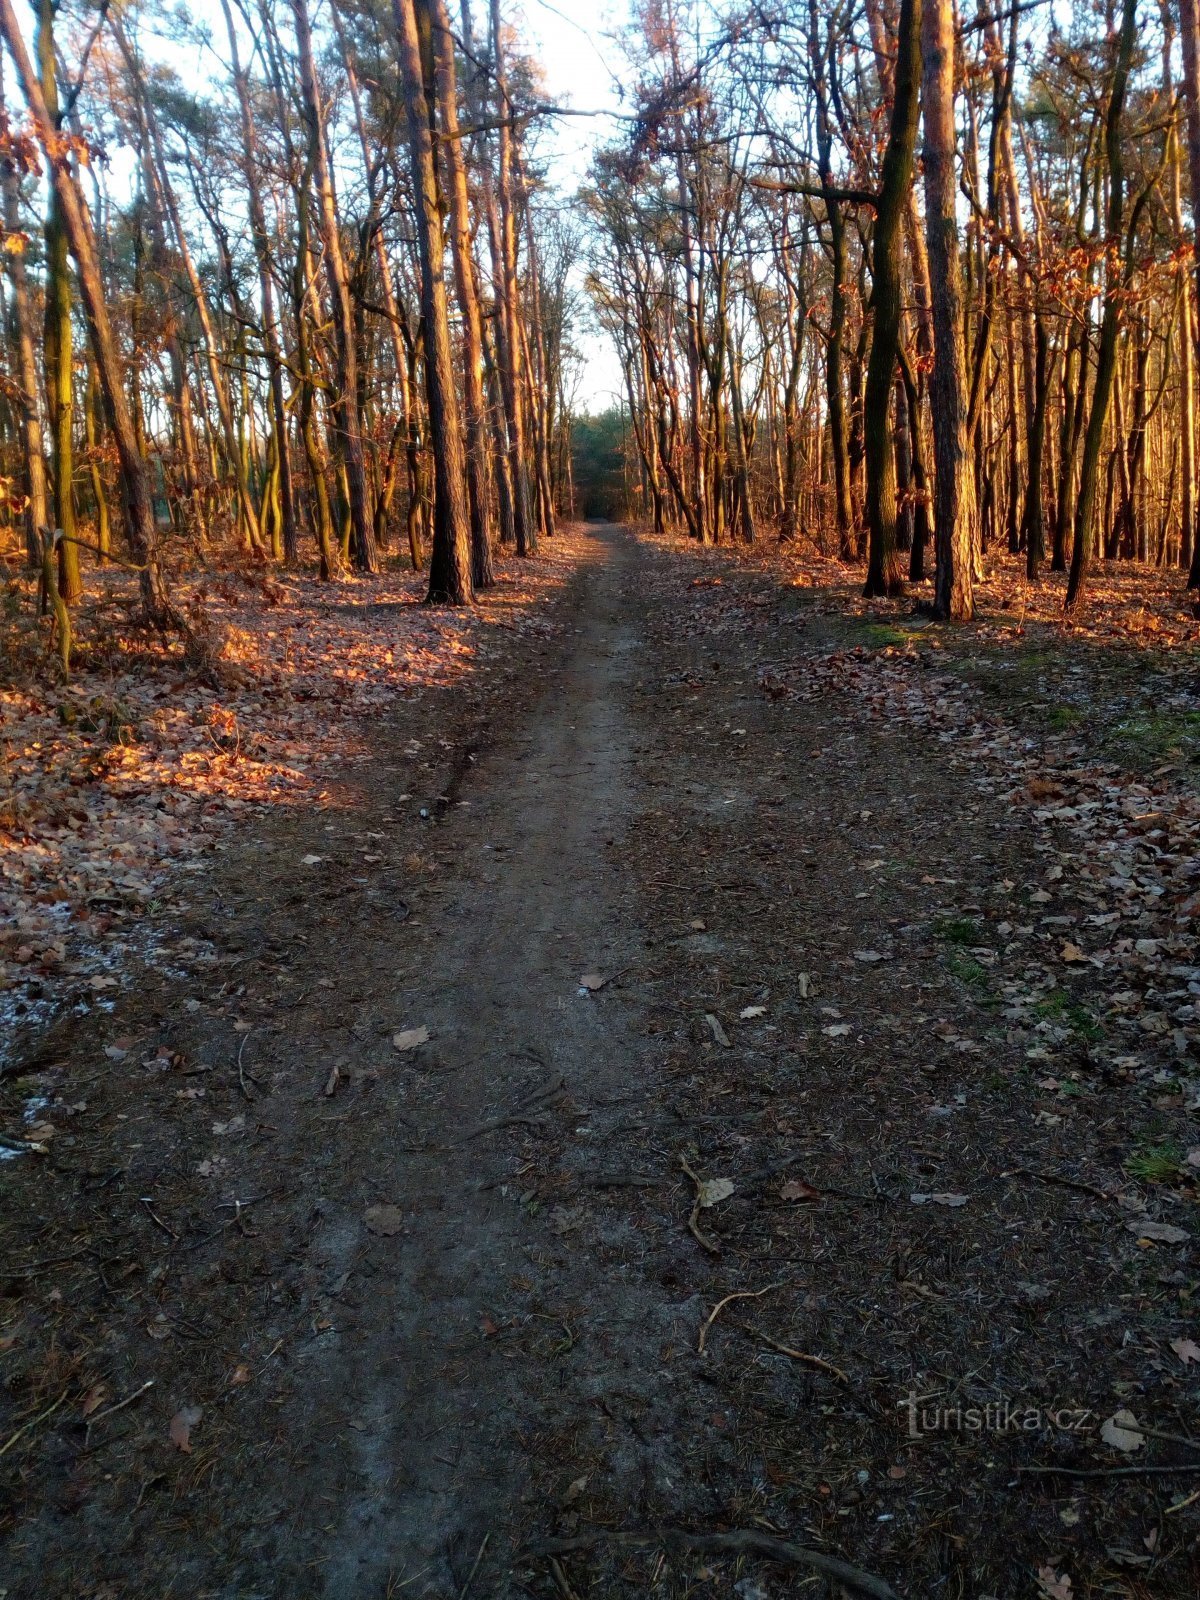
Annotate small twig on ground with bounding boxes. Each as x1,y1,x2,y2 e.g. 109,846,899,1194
140,1196,179,1241
454,1081,567,1145
698,1285,781,1355
738,1323,850,1385
237,1031,264,1101
8,1246,91,1278
183,1189,285,1253
1015,1463,1200,1480
458,1532,490,1599
584,1172,658,1188
530,1528,902,1600
83,1378,155,1440
679,1157,721,1254
548,1556,582,1600
0,1390,70,1461
1000,1166,1113,1202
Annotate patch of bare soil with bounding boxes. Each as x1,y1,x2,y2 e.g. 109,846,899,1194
2,526,1198,1600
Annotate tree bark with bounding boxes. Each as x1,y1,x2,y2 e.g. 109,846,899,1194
863,0,922,598
292,0,378,574
393,0,474,602
0,0,173,626
921,0,975,620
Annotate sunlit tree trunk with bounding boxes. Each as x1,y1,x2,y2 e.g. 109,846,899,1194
393,0,473,602
863,0,921,597
220,0,298,563
431,0,494,586
1066,0,1137,609
921,0,975,620
0,0,172,626
292,0,378,574
36,0,80,603
1,70,48,568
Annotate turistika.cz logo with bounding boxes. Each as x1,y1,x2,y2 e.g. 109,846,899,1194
898,1390,1095,1439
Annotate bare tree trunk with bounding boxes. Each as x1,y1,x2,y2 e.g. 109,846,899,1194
1,62,48,568
1066,0,1137,609
392,0,473,602
36,0,80,603
293,0,378,574
490,0,535,555
431,0,494,586
863,0,921,598
0,0,173,627
921,0,975,619
220,0,298,562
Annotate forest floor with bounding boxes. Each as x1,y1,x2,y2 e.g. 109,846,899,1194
2,523,1200,1600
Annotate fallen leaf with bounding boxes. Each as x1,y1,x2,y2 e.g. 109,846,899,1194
689,918,707,931
579,971,608,991
739,1004,767,1019
1100,1410,1144,1452
780,1178,821,1202
822,1022,852,1038
392,1026,430,1052
910,1192,968,1207
1127,1220,1189,1244
300,854,323,866
80,1384,108,1418
363,1204,404,1236
323,1065,341,1098
1035,1568,1073,1600
797,972,812,998
229,1365,251,1386
169,1405,202,1453
1060,942,1087,963
853,949,884,962
1170,1337,1200,1366
697,1177,735,1208
704,1013,731,1047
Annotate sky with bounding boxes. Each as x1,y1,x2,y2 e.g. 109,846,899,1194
6,0,632,414
512,0,630,412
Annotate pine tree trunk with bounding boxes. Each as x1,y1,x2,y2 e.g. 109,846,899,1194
293,0,378,574
393,0,474,603
921,0,975,620
863,0,921,598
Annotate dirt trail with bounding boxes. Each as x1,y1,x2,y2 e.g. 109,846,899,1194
4,524,1199,1600
314,524,653,1593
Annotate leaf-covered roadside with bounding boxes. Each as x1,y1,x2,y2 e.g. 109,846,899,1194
1,546,574,1070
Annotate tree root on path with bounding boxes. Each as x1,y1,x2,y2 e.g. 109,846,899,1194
529,1528,904,1600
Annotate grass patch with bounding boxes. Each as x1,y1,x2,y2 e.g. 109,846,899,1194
1045,704,1082,731
933,915,982,945
1033,990,1104,1041
1125,1142,1183,1183
853,621,917,650
945,951,988,992
1109,710,1200,765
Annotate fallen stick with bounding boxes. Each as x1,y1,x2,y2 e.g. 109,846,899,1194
697,1285,781,1355
1000,1166,1112,1202
1015,1463,1200,1480
679,1157,721,1255
739,1323,850,1385
0,1390,69,1461
455,1082,567,1145
530,1528,903,1600
458,1531,489,1599
84,1378,155,1438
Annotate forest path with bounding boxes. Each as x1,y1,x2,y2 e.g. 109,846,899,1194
6,524,1196,1600
313,522,656,1593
